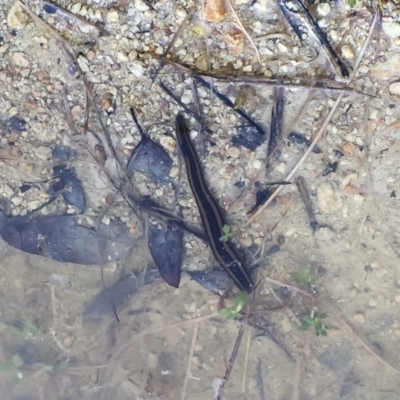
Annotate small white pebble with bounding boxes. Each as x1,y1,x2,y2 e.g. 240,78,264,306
389,82,400,95
368,299,377,307
35,146,52,160
341,45,354,59
317,3,331,17
106,9,119,23
11,196,22,206
181,91,193,105
228,146,240,158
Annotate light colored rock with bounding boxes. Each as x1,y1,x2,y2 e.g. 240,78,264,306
228,146,240,158
3,185,14,198
341,45,354,60
382,21,400,39
117,51,129,63
392,37,400,47
128,50,138,62
7,2,28,29
35,146,52,160
129,62,144,77
181,91,193,105
317,3,331,17
11,196,22,206
70,3,82,14
106,9,119,23
353,313,366,324
389,82,400,95
134,0,150,12
317,183,343,213
371,53,400,80
12,52,29,68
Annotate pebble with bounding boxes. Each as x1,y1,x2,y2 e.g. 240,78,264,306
392,37,400,47
395,295,400,303
70,3,82,14
341,45,354,59
106,9,119,23
227,146,240,158
3,184,14,198
129,62,144,78
353,313,366,324
368,299,377,307
389,82,400,95
35,146,52,160
128,50,138,62
382,21,400,39
317,183,343,213
134,0,150,12
117,51,129,63
371,53,400,80
342,142,356,154
180,91,192,105
11,196,22,206
7,2,28,29
169,167,179,178
12,53,30,68
160,136,176,152
195,55,208,71
10,116,26,132
63,336,75,347
317,3,331,17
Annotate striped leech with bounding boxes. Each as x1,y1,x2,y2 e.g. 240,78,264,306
175,114,253,293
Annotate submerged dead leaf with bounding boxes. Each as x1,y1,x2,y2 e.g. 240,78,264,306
223,28,244,56
205,0,228,23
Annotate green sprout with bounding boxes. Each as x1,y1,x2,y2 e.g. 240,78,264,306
42,359,69,373
3,354,24,382
300,312,329,337
11,318,38,338
348,0,357,7
219,224,235,242
290,266,314,289
220,292,247,319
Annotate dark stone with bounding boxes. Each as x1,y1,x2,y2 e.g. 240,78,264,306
9,116,27,132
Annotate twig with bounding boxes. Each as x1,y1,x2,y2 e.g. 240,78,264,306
181,323,199,400
224,0,261,65
215,296,253,400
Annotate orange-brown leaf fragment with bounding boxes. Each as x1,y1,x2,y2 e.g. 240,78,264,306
223,28,244,56
205,0,228,23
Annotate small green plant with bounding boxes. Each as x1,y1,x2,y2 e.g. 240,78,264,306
348,0,357,7
3,354,24,382
219,225,235,242
220,292,247,319
42,359,69,373
11,318,38,338
290,266,314,289
300,312,329,337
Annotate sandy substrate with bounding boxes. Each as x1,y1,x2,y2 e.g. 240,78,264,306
0,0,400,399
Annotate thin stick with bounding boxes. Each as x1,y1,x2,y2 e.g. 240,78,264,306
215,296,253,400
245,12,380,227
241,328,252,394
181,323,199,400
224,0,261,65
